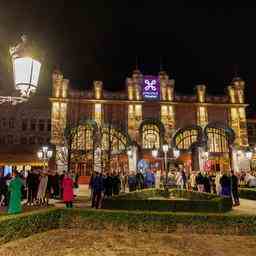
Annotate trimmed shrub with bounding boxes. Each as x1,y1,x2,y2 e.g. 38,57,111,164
0,208,61,245
102,189,232,213
61,208,256,235
1,207,256,245
239,188,256,200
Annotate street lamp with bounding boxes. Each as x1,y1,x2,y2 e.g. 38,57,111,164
162,143,169,187
127,147,133,157
173,148,180,158
0,35,42,105
37,145,53,169
151,146,158,158
245,149,253,160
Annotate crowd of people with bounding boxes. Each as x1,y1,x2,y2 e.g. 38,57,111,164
169,169,248,206
88,170,158,209
0,169,79,214
1,165,256,214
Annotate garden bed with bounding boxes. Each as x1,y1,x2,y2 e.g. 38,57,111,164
102,189,232,213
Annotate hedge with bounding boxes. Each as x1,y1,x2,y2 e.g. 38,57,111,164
1,207,256,245
61,208,256,235
239,188,256,200
0,208,61,245
102,189,233,213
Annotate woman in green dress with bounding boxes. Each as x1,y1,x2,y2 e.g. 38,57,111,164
8,170,23,214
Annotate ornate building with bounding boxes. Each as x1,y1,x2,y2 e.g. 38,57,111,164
50,69,250,179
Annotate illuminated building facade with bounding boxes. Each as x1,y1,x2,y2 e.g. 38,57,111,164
50,69,250,178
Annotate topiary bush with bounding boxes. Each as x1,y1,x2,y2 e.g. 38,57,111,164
1,206,256,245
239,188,256,200
0,208,62,245
61,208,256,235
102,189,232,213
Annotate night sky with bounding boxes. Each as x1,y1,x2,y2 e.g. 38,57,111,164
0,2,255,113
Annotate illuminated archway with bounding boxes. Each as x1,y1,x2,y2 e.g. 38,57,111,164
205,122,235,153
172,125,203,151
101,125,131,153
140,119,165,149
71,119,98,151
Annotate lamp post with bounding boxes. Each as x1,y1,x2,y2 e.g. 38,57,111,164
151,146,158,158
127,147,133,158
0,35,42,105
202,151,209,171
245,149,253,171
162,143,169,186
37,146,53,170
245,149,253,160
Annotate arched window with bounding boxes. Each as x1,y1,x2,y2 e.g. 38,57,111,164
72,124,94,151
206,127,229,153
175,129,199,150
142,124,160,149
101,127,128,153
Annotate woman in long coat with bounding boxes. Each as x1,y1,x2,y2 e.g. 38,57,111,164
8,171,23,214
37,173,48,206
62,173,74,208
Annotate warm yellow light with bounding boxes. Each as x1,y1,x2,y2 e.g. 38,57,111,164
13,57,41,97
161,105,168,115
128,85,133,100
167,87,173,101
135,104,142,116
228,86,236,103
95,103,102,125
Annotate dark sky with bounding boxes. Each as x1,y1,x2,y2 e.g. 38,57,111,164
0,2,255,113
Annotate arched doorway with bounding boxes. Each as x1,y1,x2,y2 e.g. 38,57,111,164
172,125,203,172
100,125,131,173
71,119,98,180
204,122,235,172
139,119,165,171
71,120,132,180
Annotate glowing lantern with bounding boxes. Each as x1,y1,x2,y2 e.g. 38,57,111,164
10,35,41,98
13,57,41,97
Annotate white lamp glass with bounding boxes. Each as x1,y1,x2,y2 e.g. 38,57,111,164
152,148,158,158
127,149,132,157
47,150,53,159
13,57,41,97
246,151,253,159
42,146,48,153
37,151,43,159
162,144,169,153
173,149,180,158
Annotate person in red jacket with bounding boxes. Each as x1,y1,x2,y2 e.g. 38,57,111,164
62,172,74,208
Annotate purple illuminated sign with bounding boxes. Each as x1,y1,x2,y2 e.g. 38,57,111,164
142,75,160,100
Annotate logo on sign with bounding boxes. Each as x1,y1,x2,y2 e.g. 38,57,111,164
142,76,160,100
